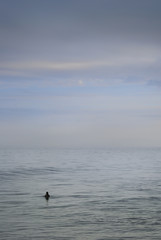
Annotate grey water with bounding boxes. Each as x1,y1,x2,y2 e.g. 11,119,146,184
0,148,161,240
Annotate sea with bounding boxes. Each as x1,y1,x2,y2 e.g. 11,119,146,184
0,148,161,240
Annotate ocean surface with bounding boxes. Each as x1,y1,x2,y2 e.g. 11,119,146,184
0,148,161,240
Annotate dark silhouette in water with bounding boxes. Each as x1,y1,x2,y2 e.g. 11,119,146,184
44,192,50,200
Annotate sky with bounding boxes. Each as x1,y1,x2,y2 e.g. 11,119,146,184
0,0,161,148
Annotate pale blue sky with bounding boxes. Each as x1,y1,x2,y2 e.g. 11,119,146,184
0,0,161,148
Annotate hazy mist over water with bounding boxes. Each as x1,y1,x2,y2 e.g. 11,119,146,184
0,148,161,239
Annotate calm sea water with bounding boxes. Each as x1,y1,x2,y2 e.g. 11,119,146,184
0,148,161,240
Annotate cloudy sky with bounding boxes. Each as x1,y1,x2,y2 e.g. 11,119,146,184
0,0,161,148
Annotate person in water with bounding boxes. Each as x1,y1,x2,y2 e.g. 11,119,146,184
44,191,50,200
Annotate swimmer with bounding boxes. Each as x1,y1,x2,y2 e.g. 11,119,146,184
44,191,50,200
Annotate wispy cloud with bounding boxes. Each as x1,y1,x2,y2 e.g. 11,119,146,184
1,56,156,71
0,52,159,87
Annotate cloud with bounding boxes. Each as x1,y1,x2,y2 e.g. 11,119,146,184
0,49,160,88
1,0,161,58
0,0,161,148
0,0,161,88
0,57,156,73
